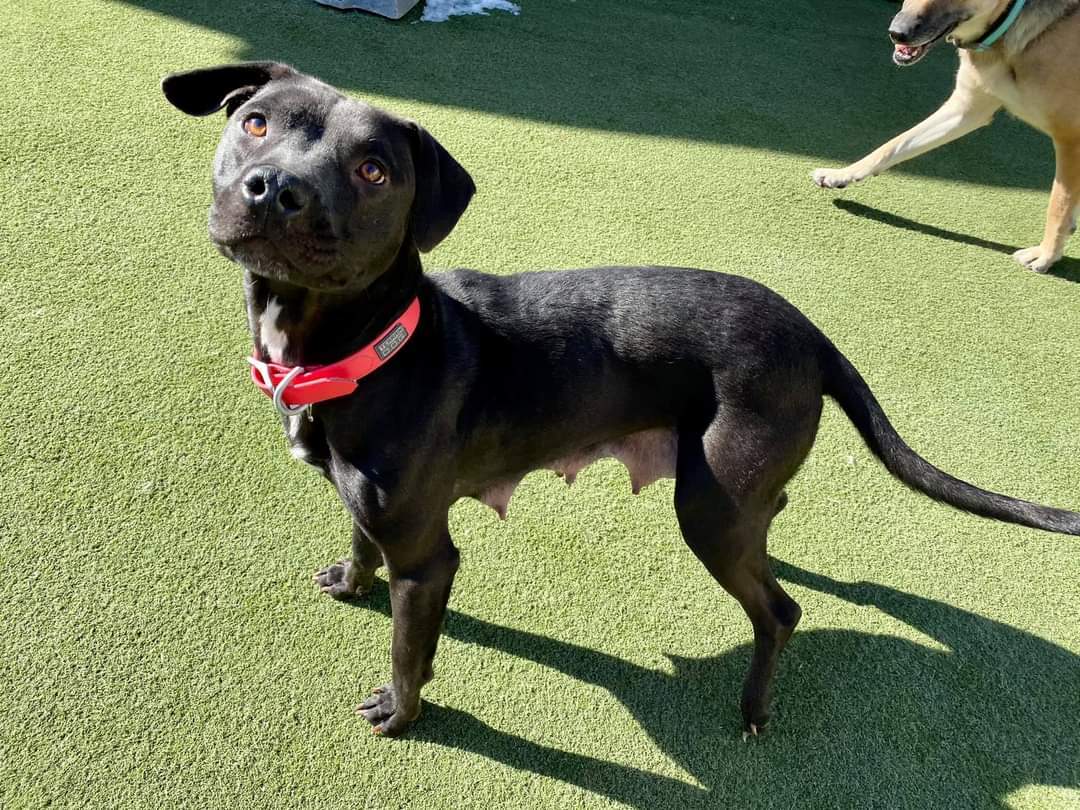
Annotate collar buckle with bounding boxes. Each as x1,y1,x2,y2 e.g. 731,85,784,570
248,358,309,417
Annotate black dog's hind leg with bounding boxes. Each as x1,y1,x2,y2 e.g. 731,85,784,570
674,420,808,736
358,529,460,737
773,490,789,518
314,522,384,599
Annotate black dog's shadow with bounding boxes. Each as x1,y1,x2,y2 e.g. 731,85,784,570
835,199,1080,283
347,560,1078,808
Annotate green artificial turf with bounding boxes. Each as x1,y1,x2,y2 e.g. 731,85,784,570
2,0,1079,807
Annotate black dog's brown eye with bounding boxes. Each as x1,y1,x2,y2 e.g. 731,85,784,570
242,115,267,137
357,161,386,185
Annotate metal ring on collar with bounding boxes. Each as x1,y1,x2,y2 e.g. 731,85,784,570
272,365,308,417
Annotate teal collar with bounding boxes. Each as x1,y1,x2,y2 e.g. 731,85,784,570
962,0,1028,51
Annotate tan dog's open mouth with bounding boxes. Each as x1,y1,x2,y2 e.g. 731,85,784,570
893,42,930,64
891,20,960,66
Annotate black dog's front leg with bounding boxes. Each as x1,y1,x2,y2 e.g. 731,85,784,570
357,532,460,737
314,522,383,599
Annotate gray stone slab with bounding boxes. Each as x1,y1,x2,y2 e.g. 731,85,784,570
314,0,421,19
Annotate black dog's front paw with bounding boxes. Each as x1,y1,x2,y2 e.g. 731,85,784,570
313,559,375,599
356,685,420,737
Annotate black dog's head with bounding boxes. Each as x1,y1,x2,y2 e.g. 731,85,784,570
162,63,475,291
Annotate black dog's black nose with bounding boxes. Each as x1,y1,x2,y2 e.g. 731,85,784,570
241,166,310,217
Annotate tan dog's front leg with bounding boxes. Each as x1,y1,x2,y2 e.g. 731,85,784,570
812,85,1000,189
1014,140,1080,273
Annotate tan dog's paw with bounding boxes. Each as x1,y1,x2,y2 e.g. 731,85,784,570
811,168,858,190
1013,246,1060,274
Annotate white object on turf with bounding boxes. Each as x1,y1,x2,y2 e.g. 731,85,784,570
420,0,520,22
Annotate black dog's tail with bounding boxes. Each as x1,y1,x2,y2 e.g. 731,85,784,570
821,341,1080,536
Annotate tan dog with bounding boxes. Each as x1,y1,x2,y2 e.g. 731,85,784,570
814,0,1080,273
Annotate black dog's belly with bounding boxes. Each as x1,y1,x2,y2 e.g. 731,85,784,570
468,426,679,519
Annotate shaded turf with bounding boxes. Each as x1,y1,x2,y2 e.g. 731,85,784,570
1,0,1078,807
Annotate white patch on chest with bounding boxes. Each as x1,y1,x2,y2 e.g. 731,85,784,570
287,415,311,463
259,297,289,364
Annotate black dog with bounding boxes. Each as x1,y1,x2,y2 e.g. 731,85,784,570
162,63,1080,739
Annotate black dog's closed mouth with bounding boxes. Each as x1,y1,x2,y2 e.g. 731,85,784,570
217,231,338,265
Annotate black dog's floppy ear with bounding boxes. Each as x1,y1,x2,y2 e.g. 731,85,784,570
409,123,476,253
161,62,297,117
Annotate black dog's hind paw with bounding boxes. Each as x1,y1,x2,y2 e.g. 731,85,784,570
356,685,420,737
741,722,765,742
313,559,375,599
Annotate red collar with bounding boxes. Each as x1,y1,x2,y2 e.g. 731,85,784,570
248,296,421,415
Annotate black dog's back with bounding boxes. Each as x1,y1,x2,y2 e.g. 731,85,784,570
436,264,824,412
436,265,818,371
